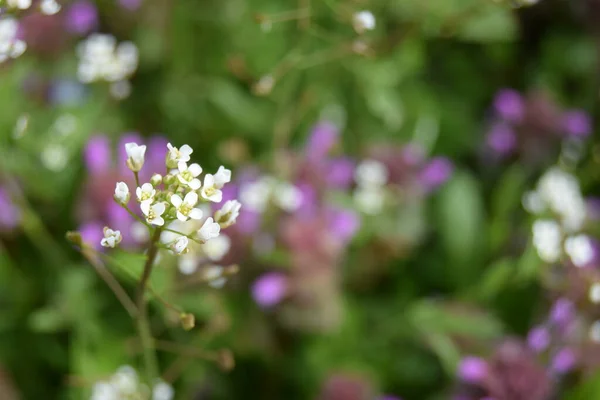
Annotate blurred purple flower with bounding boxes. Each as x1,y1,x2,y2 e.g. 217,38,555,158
84,135,112,175
550,348,576,374
306,121,338,161
561,110,592,138
494,89,524,123
549,298,574,331
418,157,453,191
65,0,98,34
118,0,142,11
458,356,488,384
79,221,103,250
325,157,355,189
237,209,261,235
527,326,550,352
0,187,20,230
486,123,516,156
296,182,318,216
327,207,360,244
252,272,288,308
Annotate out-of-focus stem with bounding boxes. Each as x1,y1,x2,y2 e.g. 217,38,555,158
136,228,163,383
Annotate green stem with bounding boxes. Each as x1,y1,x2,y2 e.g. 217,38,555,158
136,228,163,383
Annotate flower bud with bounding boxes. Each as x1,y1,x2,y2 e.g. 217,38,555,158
163,174,176,185
180,313,195,331
65,231,83,247
124,142,146,172
150,173,163,186
114,181,130,204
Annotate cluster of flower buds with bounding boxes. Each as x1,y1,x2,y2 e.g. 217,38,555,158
103,140,241,260
90,365,173,400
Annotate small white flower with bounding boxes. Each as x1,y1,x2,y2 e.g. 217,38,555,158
125,142,146,172
200,174,223,203
176,161,202,190
136,183,156,205
0,18,26,63
203,234,231,261
178,254,198,275
214,200,242,227
101,227,122,248
352,10,376,34
274,182,302,212
565,234,594,268
214,166,232,188
114,182,130,204
171,192,203,222
171,236,189,255
90,382,118,400
153,381,175,400
40,0,61,15
197,217,220,241
532,219,562,263
141,202,166,226
589,283,600,304
355,159,388,187
166,143,193,168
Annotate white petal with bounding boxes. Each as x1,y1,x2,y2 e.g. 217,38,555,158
178,161,187,173
176,211,188,222
184,191,198,205
204,174,215,187
177,174,188,185
189,208,203,220
189,179,201,190
153,202,166,215
180,144,193,156
152,216,165,226
188,163,202,177
170,194,183,207
140,201,151,215
209,190,223,203
136,187,142,199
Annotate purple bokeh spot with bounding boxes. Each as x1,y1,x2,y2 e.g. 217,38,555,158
327,207,360,244
457,356,488,384
237,209,261,235
486,123,516,156
493,89,524,123
79,221,104,250
418,157,453,191
527,326,550,352
325,157,355,189
84,135,112,175
562,110,592,138
252,272,288,308
550,298,574,330
65,0,98,34
551,348,576,374
0,187,20,229
306,121,338,161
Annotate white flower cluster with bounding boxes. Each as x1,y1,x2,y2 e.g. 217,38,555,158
525,167,594,267
77,34,138,98
352,11,376,34
353,159,388,215
1,0,60,13
104,142,241,261
239,176,302,213
0,17,26,63
90,365,174,400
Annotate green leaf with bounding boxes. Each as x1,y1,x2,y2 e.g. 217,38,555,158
456,5,517,42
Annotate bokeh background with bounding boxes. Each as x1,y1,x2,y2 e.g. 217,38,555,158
1,0,600,399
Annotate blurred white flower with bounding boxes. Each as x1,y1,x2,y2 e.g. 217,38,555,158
354,187,385,215
153,381,175,400
0,18,26,63
40,0,61,15
141,202,166,226
215,200,242,227
171,192,203,222
274,182,302,212
565,234,594,268
355,159,388,187
41,144,69,172
532,219,562,263
198,217,220,241
239,179,271,212
125,142,146,172
178,253,198,275
77,34,138,84
590,320,600,343
176,161,202,190
203,234,231,261
589,283,600,304
536,167,586,232
204,265,227,288
101,227,122,248
352,10,376,34
166,143,193,168
7,0,31,10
